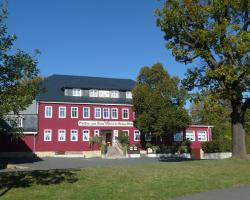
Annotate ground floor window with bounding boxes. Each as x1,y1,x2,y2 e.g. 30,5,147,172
70,130,78,141
58,129,66,141
174,132,183,142
83,130,90,141
44,129,52,141
145,132,152,141
186,131,195,141
94,130,99,136
134,130,140,141
198,131,207,141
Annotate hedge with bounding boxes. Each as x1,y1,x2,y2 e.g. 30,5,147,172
202,139,231,153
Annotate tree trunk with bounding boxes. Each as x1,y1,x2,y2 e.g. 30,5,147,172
231,101,247,158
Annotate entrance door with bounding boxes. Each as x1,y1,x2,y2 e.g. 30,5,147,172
106,132,112,146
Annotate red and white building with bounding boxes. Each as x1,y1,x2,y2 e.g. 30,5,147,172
0,74,212,157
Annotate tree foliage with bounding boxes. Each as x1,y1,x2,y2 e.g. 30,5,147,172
190,93,231,140
156,0,250,157
0,5,40,132
132,63,190,136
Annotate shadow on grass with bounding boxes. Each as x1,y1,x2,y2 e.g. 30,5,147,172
158,156,193,162
0,169,79,197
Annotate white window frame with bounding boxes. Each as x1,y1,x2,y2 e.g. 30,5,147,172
198,130,207,142
186,131,195,141
45,106,52,118
111,108,118,119
83,107,90,119
44,129,52,141
82,130,90,141
89,89,98,97
58,129,66,141
134,130,140,141
58,106,66,118
16,115,23,128
72,88,82,96
71,107,78,118
98,90,110,98
122,130,129,136
94,107,101,119
103,108,110,119
122,108,129,119
126,91,132,99
70,130,78,141
110,90,119,98
94,130,99,136
113,130,119,138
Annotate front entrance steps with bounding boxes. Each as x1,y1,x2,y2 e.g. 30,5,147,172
105,140,125,159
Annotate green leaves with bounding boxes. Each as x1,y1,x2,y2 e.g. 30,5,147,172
133,63,190,135
0,5,41,131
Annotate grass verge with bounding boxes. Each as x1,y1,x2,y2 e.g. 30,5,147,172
0,159,250,200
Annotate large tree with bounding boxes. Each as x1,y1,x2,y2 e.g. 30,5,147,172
156,0,250,158
190,93,231,141
132,63,190,138
0,6,40,132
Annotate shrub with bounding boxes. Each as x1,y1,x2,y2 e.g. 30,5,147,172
117,131,129,145
89,136,103,150
145,143,153,149
202,139,231,153
151,145,160,153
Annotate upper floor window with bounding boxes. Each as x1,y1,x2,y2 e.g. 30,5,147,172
126,91,132,99
45,106,52,118
110,90,119,98
72,88,81,96
71,107,78,118
44,129,52,141
95,108,101,119
198,131,207,141
83,107,90,118
134,130,140,141
122,109,129,119
186,131,195,141
103,108,110,119
111,108,118,119
59,106,66,118
89,89,98,97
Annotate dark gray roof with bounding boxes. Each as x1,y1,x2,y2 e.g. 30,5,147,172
36,74,136,104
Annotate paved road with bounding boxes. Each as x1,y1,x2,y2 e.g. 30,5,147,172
0,157,170,171
173,184,250,200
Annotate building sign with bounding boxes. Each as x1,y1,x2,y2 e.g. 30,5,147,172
78,120,134,127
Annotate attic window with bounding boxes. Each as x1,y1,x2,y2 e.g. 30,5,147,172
89,89,98,97
72,88,81,96
126,91,132,99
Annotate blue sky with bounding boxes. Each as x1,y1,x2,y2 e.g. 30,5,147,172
7,0,191,80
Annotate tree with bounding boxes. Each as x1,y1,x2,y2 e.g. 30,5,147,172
156,0,250,158
132,63,190,138
190,93,231,141
0,5,40,133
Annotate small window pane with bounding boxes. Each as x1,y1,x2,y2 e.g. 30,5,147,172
71,130,78,141
58,130,66,141
44,130,52,141
134,130,140,141
112,108,118,119
83,107,90,118
95,108,101,118
83,130,90,141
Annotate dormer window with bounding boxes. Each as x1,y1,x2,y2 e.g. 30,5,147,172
99,90,110,98
126,91,132,99
110,90,119,98
90,89,98,97
72,88,81,96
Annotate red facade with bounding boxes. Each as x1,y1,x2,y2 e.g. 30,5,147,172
36,102,138,152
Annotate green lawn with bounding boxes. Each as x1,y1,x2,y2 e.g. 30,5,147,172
1,159,250,200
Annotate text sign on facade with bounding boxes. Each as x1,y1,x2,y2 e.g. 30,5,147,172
78,120,134,127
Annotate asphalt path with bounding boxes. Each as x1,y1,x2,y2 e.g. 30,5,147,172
173,184,250,200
